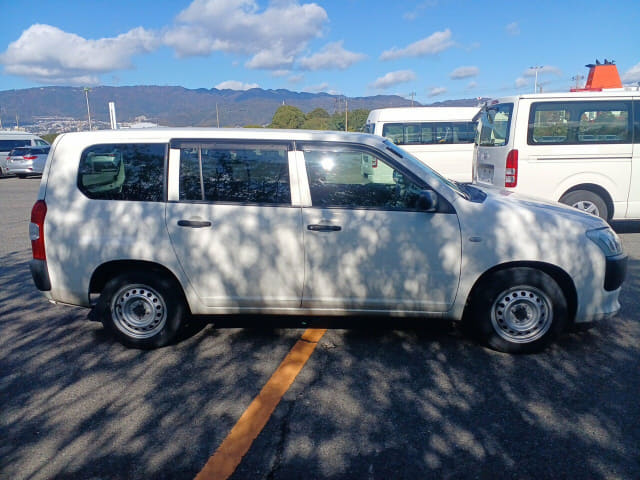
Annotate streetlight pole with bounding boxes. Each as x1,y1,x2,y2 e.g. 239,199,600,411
84,87,93,131
530,66,543,93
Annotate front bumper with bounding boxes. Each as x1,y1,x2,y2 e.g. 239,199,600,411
605,254,627,291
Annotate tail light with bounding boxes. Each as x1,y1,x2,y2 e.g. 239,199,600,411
30,200,47,261
372,158,378,168
23,155,37,160
505,149,518,188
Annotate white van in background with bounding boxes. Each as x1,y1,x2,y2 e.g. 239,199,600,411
473,90,639,221
365,107,479,182
0,131,49,177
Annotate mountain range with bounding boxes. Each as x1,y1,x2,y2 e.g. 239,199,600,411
0,85,481,128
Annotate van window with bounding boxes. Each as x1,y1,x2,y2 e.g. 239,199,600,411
528,101,631,145
179,143,290,205
478,103,513,147
0,139,31,151
303,146,424,210
382,122,476,145
78,143,165,201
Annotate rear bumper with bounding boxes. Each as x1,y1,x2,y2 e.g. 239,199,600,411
30,259,51,291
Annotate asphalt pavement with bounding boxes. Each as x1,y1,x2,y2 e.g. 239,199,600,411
1,176,639,480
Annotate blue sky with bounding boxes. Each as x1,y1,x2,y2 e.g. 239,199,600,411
0,0,638,103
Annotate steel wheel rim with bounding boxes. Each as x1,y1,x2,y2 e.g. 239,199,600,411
111,284,167,339
571,200,599,217
491,286,553,343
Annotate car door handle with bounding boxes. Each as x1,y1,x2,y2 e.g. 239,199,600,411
307,224,341,232
177,220,212,228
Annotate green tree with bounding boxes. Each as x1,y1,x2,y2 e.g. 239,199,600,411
41,133,59,144
302,108,330,130
269,105,305,129
328,109,370,132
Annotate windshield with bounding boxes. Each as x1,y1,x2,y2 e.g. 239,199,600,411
478,103,514,146
383,140,469,198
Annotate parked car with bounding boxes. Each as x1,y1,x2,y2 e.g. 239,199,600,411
29,129,626,353
0,131,49,177
6,146,50,177
473,90,640,221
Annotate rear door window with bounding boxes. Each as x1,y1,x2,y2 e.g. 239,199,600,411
177,142,291,205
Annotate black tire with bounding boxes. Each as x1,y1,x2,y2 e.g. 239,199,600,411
96,272,185,349
559,190,608,220
466,268,568,354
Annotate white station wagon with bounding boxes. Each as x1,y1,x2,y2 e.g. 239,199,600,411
30,129,626,353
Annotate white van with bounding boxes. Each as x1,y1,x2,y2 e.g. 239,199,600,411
0,131,49,176
365,107,479,182
30,128,625,353
473,90,640,220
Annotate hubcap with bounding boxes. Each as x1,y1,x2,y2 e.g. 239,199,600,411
110,284,167,339
491,286,552,343
572,200,599,217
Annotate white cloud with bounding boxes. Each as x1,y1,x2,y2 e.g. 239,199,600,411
622,63,640,83
271,69,291,78
380,30,454,60
215,80,259,90
515,77,529,88
164,0,328,70
428,87,447,97
298,41,366,71
450,66,479,79
506,22,520,36
523,65,562,77
466,81,478,89
370,70,416,90
245,46,294,69
402,1,438,21
0,24,158,85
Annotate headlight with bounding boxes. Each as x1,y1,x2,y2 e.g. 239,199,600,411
586,227,623,257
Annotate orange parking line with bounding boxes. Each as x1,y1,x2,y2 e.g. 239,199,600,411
194,328,327,480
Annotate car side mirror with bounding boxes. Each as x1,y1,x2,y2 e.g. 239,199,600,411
417,190,438,212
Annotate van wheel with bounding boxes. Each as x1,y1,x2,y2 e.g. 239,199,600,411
467,268,568,353
559,190,608,220
96,272,184,349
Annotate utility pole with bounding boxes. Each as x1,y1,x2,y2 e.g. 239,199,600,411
571,74,585,90
344,96,348,132
410,92,416,106
216,104,220,128
84,87,93,131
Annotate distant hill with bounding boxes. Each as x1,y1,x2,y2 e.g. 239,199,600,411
0,85,482,129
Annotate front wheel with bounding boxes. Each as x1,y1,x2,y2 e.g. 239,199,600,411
559,190,608,220
96,272,185,349
466,268,568,353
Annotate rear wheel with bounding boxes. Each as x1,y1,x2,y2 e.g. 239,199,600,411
467,268,568,353
559,190,608,220
96,272,185,349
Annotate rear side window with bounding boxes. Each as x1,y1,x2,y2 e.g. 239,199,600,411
78,143,166,201
178,143,290,205
528,101,631,145
382,121,477,145
0,139,30,151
